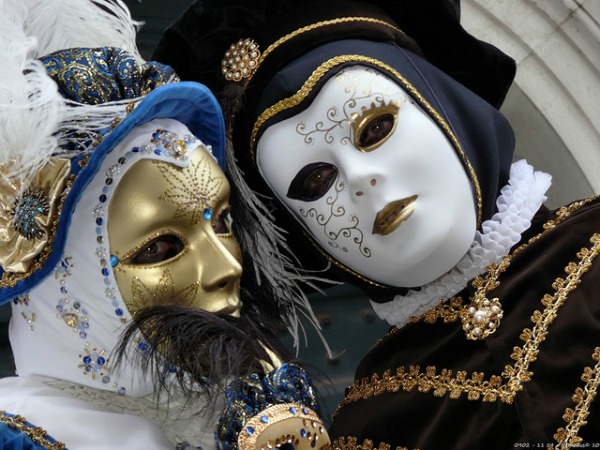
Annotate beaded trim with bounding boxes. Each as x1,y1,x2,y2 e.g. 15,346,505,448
333,436,416,450
0,411,66,450
238,403,329,450
552,347,600,449
222,17,403,86
335,232,600,416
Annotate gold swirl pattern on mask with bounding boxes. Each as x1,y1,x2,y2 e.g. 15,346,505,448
155,154,224,225
0,158,71,274
251,55,483,226
129,268,200,311
0,411,66,450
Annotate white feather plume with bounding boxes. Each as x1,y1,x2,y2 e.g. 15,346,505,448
20,0,143,63
0,0,63,189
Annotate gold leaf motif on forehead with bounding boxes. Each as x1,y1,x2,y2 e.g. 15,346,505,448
222,38,261,82
155,154,224,224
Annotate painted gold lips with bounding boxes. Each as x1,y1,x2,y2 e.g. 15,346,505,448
372,195,418,236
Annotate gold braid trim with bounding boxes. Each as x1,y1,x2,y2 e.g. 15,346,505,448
335,233,600,417
552,347,600,449
410,197,599,326
333,436,416,450
0,411,66,450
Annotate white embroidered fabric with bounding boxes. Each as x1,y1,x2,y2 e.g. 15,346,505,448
370,160,552,328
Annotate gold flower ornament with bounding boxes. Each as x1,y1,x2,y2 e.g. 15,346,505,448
0,157,70,273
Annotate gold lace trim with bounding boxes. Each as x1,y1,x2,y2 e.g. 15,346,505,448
333,436,416,450
410,197,598,327
552,347,600,449
0,411,66,449
335,232,600,417
250,54,482,225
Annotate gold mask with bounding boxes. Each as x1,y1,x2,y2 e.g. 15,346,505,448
108,145,242,317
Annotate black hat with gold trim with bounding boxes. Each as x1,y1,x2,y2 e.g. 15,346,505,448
153,0,517,298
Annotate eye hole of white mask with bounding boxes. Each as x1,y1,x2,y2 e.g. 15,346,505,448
287,162,338,202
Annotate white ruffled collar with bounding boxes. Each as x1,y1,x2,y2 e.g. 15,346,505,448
370,160,552,329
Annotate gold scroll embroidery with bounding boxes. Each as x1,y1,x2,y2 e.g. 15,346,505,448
333,436,416,450
336,233,600,414
0,411,66,450
552,347,600,449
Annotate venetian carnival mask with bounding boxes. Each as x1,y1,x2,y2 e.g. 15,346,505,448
108,123,242,317
257,66,477,288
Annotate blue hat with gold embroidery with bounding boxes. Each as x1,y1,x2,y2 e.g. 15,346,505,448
0,45,226,304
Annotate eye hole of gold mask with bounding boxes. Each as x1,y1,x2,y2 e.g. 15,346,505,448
123,232,186,265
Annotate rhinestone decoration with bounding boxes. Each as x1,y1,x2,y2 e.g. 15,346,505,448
11,188,50,240
221,38,260,82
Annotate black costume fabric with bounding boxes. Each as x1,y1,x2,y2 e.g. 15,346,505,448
329,197,600,449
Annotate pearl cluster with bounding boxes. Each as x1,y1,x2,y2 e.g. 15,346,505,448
462,296,504,340
221,38,260,82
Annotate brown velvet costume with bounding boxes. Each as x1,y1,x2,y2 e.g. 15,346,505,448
330,197,600,449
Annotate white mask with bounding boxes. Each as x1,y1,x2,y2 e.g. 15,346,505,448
257,66,477,288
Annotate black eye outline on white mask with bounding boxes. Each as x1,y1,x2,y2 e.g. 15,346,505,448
287,162,338,202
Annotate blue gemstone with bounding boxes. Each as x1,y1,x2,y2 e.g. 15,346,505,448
99,194,107,203
152,132,162,140
73,302,80,309
101,268,109,276
79,331,87,339
115,308,124,316
117,387,126,395
60,286,67,294
154,148,163,155
301,429,307,438
261,415,269,423
97,357,106,366
311,439,316,448
103,278,111,286
110,255,119,267
203,208,213,220
102,376,111,384
138,342,148,351
246,426,255,436
105,178,113,185
132,146,141,153
289,407,297,415
96,217,103,225
83,356,92,365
